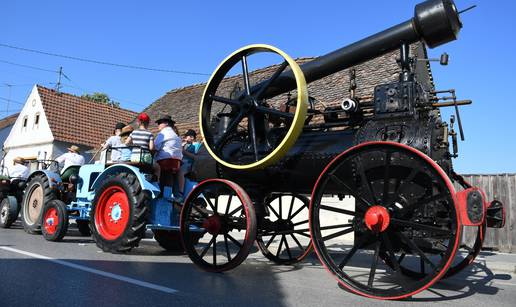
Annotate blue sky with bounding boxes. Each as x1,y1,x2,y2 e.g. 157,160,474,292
0,0,514,173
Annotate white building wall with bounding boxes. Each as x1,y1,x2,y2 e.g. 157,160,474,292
3,86,54,166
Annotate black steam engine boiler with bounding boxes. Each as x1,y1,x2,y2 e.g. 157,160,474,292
179,0,505,299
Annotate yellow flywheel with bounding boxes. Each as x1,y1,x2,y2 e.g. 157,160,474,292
199,44,308,170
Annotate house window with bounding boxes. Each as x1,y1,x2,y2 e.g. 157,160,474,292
34,113,40,129
22,116,28,132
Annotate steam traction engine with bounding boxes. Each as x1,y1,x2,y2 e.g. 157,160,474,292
179,0,505,299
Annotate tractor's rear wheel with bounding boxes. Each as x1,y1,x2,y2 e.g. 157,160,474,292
0,196,19,228
42,199,69,242
90,173,150,253
21,175,56,234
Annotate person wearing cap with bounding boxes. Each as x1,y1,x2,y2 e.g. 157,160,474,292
119,125,134,161
55,145,85,181
126,113,154,161
181,129,201,175
154,115,184,200
101,122,125,161
8,156,29,181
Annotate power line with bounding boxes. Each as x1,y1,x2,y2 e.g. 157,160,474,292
0,59,58,73
0,96,24,105
0,42,211,76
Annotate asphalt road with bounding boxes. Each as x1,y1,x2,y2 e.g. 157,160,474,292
1,221,515,307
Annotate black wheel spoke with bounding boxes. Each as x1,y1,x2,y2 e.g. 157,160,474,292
287,196,295,219
204,197,217,213
290,203,308,220
209,94,241,107
398,252,406,264
267,204,280,219
319,205,356,216
368,240,381,287
276,235,285,257
278,196,283,219
382,151,392,205
213,234,218,266
226,233,243,248
294,230,311,238
265,234,277,248
391,218,450,235
292,219,309,227
328,173,371,209
322,227,354,241
355,156,377,204
200,235,216,258
320,223,353,231
255,106,295,119
241,56,252,95
380,233,409,290
224,234,231,261
290,234,304,251
397,231,438,270
284,235,293,259
338,233,372,269
228,205,244,217
247,114,259,161
224,195,233,216
255,61,288,99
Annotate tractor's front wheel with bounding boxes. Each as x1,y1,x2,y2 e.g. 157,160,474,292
90,173,150,253
0,196,19,228
42,199,69,242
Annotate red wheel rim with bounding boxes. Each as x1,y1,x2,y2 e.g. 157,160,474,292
95,186,130,241
43,208,58,234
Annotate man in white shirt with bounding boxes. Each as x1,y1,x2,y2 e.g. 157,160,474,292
9,156,29,180
154,115,184,201
55,145,85,177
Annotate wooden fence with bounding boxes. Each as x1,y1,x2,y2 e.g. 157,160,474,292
454,174,516,253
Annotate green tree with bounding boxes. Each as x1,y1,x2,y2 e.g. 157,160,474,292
81,92,120,107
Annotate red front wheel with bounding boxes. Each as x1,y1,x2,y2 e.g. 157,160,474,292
42,199,69,242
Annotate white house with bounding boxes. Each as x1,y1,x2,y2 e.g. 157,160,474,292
2,85,137,170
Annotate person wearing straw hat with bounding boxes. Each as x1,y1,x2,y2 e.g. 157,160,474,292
8,156,29,181
119,125,134,161
55,145,85,181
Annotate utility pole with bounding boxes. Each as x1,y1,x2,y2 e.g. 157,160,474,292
3,83,12,114
55,66,63,93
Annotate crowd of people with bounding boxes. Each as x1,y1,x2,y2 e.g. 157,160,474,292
100,112,201,201
2,112,201,203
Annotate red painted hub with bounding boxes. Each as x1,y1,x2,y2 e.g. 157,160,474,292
94,186,130,241
203,215,222,235
364,206,390,233
44,208,59,234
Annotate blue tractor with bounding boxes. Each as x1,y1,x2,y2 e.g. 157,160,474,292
33,147,199,252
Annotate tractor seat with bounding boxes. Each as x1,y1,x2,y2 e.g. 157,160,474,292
61,165,81,182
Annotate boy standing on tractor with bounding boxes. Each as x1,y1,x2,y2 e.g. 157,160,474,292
101,122,125,161
125,113,154,164
154,115,184,201
181,129,201,175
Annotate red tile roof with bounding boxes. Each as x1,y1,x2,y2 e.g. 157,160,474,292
37,85,138,148
0,113,19,130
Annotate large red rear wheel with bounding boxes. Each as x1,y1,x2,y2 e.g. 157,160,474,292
90,173,150,253
309,141,461,300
